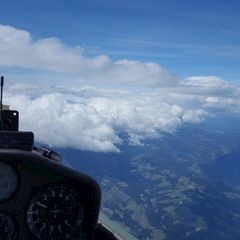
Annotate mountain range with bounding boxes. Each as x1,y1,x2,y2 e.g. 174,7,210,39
54,117,240,240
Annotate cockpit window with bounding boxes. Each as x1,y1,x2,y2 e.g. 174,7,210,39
1,1,240,239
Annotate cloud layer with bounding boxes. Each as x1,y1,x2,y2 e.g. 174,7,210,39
5,78,240,152
5,85,208,152
0,24,176,87
1,24,240,152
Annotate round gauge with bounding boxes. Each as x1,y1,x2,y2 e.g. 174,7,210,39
0,213,17,240
0,161,19,202
27,185,84,239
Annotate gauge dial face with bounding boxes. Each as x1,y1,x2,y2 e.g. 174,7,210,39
0,213,17,240
27,185,84,239
0,161,19,202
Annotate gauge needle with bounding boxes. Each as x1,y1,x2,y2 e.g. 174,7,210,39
50,210,60,213
50,209,60,218
35,201,48,209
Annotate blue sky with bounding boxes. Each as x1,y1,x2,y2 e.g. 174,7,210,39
0,0,240,82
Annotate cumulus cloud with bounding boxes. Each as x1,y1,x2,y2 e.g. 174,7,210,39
179,76,240,113
7,75,240,152
181,76,240,97
4,85,209,152
0,24,176,87
4,76,240,153
0,25,108,73
1,24,240,152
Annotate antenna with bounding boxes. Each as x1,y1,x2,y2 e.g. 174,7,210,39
1,76,4,112
0,76,3,130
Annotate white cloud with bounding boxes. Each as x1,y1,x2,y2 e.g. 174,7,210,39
181,76,240,97
5,85,209,152
179,76,240,113
0,24,176,87
4,73,240,153
0,25,109,72
1,24,240,152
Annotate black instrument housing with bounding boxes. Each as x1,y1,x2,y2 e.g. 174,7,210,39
0,149,101,240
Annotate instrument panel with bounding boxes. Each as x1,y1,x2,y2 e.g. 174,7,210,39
27,185,84,239
0,212,18,240
0,150,101,240
0,161,19,203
